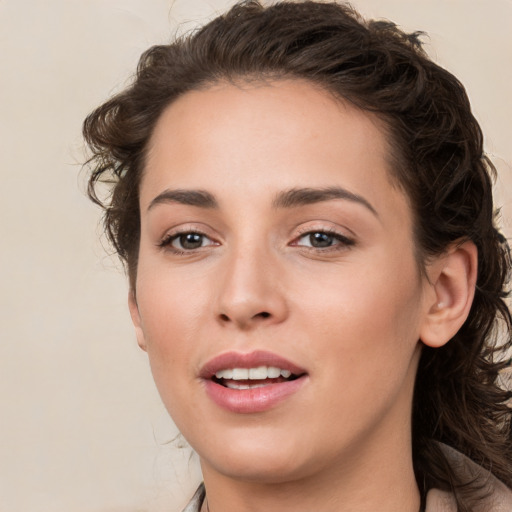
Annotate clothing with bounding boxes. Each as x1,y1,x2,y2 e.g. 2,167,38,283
181,447,512,512
181,484,205,512
181,481,512,512
425,445,512,512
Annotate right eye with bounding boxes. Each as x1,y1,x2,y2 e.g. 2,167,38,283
160,231,217,252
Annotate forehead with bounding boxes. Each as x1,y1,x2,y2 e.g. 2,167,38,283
142,79,408,222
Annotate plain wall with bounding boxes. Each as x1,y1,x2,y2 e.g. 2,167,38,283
1,1,510,511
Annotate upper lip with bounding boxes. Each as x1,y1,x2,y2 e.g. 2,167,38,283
199,350,307,379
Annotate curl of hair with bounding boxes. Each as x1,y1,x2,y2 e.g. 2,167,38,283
83,2,512,509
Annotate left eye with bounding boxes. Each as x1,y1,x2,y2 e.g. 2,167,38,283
169,232,215,250
295,231,352,249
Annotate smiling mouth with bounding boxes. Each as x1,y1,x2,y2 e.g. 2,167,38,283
202,352,308,413
212,366,303,390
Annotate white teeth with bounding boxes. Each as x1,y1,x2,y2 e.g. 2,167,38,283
248,366,267,379
267,366,281,378
215,365,295,381
232,368,249,380
215,369,233,379
225,381,269,390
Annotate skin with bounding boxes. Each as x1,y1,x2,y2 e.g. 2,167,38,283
129,80,477,512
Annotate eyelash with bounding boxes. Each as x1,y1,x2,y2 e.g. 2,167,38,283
158,228,355,255
158,229,216,255
292,228,355,252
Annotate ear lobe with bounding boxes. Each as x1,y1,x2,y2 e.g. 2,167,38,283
420,241,478,348
128,290,148,352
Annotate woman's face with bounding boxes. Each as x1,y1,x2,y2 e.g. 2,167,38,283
131,80,434,483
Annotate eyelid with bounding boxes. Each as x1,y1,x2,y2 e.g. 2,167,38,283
155,222,355,253
290,224,356,250
294,222,354,239
157,224,220,252
295,231,353,245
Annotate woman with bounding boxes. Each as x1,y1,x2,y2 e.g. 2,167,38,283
83,1,512,511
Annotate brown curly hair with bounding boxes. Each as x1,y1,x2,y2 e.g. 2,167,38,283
83,1,512,510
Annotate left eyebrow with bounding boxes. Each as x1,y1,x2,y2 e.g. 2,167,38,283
147,189,218,212
272,187,378,217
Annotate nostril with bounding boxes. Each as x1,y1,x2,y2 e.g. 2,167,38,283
217,310,272,324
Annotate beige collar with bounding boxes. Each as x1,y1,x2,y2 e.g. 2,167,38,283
424,445,512,512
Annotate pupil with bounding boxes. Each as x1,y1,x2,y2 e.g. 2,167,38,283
310,232,332,248
180,233,203,249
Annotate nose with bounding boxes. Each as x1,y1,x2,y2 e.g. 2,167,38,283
215,244,288,330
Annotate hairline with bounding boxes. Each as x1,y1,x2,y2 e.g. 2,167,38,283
130,75,426,290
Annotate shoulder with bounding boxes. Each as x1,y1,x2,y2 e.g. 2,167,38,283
425,444,512,512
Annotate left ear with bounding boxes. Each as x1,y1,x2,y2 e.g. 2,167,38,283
420,240,478,348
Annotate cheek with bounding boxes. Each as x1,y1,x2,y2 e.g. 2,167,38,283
137,257,212,338
134,264,213,394
294,251,424,381
136,292,205,428
291,268,423,448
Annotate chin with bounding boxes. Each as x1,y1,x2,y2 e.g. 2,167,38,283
196,428,323,484
206,454,312,485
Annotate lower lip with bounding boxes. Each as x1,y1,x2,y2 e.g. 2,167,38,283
203,377,307,414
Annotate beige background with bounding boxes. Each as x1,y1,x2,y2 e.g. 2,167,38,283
0,1,510,511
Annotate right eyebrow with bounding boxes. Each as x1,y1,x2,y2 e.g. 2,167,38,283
147,189,218,211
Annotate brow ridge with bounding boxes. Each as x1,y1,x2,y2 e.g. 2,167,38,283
148,186,377,216
148,189,218,211
272,187,378,216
